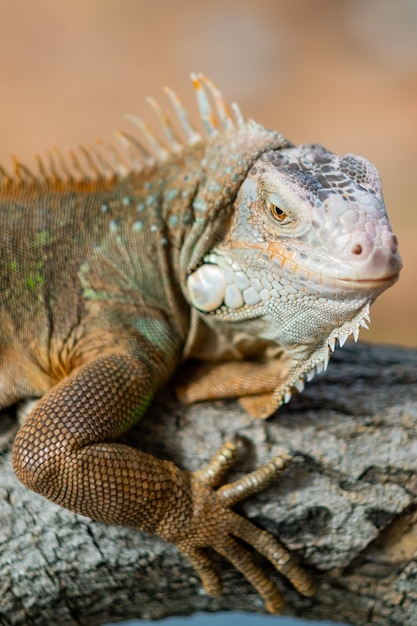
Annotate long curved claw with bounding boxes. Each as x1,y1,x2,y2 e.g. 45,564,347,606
231,515,316,597
183,546,223,597
217,452,293,507
215,535,285,613
194,440,239,488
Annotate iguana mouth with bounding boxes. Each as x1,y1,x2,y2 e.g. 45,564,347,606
242,242,402,291
227,240,402,292
337,273,400,288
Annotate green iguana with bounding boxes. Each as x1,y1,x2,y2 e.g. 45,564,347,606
1,74,401,613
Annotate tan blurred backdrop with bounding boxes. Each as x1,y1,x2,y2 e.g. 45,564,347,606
0,0,415,346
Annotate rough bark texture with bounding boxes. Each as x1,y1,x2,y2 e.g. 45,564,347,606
1,342,416,626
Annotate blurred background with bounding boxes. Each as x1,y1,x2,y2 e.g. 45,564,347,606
0,2,415,624
0,0,415,347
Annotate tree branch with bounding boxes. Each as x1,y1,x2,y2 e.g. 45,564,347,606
1,342,416,626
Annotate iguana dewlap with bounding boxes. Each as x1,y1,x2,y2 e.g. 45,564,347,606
0,74,401,612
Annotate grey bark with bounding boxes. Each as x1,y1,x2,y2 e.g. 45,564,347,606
0,342,416,626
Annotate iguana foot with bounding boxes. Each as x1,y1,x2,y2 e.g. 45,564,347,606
172,442,315,613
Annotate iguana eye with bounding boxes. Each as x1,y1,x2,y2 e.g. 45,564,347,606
268,201,287,222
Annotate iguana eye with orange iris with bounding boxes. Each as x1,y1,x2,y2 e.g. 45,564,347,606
268,201,287,221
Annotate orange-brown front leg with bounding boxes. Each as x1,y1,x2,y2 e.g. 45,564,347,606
176,357,293,418
12,351,313,612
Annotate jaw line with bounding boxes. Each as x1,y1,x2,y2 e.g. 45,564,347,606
336,273,400,290
229,240,400,291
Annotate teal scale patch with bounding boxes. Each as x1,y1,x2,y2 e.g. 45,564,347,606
192,198,207,213
146,194,157,206
133,317,173,353
165,189,179,202
133,220,144,232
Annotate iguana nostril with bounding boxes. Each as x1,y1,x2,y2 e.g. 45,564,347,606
346,234,373,260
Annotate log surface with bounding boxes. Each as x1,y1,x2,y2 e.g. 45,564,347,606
1,342,416,626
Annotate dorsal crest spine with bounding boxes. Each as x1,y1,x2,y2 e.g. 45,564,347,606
0,73,253,190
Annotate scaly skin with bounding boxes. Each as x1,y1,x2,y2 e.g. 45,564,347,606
0,74,401,612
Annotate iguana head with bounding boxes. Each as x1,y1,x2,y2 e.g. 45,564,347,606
187,136,401,410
